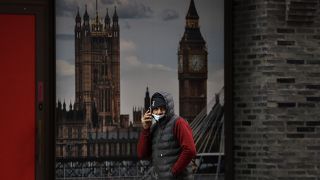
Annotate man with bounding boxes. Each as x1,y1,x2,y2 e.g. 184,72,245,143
137,91,196,179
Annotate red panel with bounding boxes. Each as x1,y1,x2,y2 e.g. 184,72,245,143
0,15,35,180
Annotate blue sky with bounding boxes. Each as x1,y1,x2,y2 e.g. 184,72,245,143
56,0,224,119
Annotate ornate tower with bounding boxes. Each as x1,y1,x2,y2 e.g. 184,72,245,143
111,6,120,127
75,2,120,130
144,86,150,111
75,7,81,108
178,0,207,122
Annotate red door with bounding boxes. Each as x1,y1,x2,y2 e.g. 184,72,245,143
0,14,35,180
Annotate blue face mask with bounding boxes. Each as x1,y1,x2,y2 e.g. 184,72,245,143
152,114,165,121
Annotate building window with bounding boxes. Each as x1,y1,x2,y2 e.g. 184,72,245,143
103,89,106,112
121,143,126,156
116,143,120,156
106,89,111,112
67,144,72,157
111,143,115,156
74,144,78,157
127,143,130,156
78,144,82,157
60,145,63,157
89,144,93,157
100,144,105,156
68,127,72,139
105,89,111,112
95,144,99,156
106,144,109,156
93,69,98,84
78,128,82,139
59,127,62,138
131,143,136,155
105,64,108,76
99,90,102,112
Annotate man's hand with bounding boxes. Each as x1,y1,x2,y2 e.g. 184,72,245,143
141,109,152,129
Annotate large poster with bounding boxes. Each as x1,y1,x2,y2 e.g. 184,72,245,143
56,0,224,179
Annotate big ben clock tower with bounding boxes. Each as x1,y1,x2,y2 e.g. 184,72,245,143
178,0,207,122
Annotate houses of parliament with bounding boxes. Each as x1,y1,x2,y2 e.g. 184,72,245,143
56,0,207,160
55,4,147,159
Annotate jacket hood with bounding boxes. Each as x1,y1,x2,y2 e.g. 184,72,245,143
151,91,175,119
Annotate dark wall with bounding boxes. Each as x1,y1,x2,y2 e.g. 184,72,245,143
233,0,320,179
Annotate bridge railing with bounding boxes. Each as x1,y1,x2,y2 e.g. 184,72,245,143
56,174,224,180
56,177,142,180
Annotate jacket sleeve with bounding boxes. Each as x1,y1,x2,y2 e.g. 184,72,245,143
137,128,152,159
171,117,196,176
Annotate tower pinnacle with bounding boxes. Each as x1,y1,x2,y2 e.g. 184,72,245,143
185,0,200,29
186,0,199,20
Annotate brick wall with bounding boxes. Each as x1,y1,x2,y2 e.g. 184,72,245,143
233,0,320,179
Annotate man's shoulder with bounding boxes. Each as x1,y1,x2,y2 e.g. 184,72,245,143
175,116,190,127
173,116,193,139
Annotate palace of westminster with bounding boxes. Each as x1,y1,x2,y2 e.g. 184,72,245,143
56,0,208,160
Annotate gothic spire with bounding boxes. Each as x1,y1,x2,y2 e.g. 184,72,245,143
145,86,149,97
144,86,151,111
83,4,89,20
112,6,119,30
63,99,66,110
96,0,98,15
76,6,81,22
58,100,62,109
95,0,99,23
105,8,110,26
69,100,73,111
182,0,204,41
186,0,199,20
113,6,118,21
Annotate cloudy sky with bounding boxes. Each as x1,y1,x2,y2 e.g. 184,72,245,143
56,0,224,120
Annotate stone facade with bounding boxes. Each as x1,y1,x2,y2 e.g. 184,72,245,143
55,101,141,159
233,0,320,179
56,4,144,160
75,5,120,130
55,86,150,159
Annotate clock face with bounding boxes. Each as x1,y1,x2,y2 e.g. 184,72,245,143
189,55,204,72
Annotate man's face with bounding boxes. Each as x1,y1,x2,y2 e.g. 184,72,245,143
152,106,166,115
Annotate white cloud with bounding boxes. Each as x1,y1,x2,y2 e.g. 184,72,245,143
120,37,175,73
56,60,75,76
123,55,175,72
146,63,175,72
120,39,136,52
56,0,79,17
115,0,153,19
125,56,141,66
161,9,179,21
